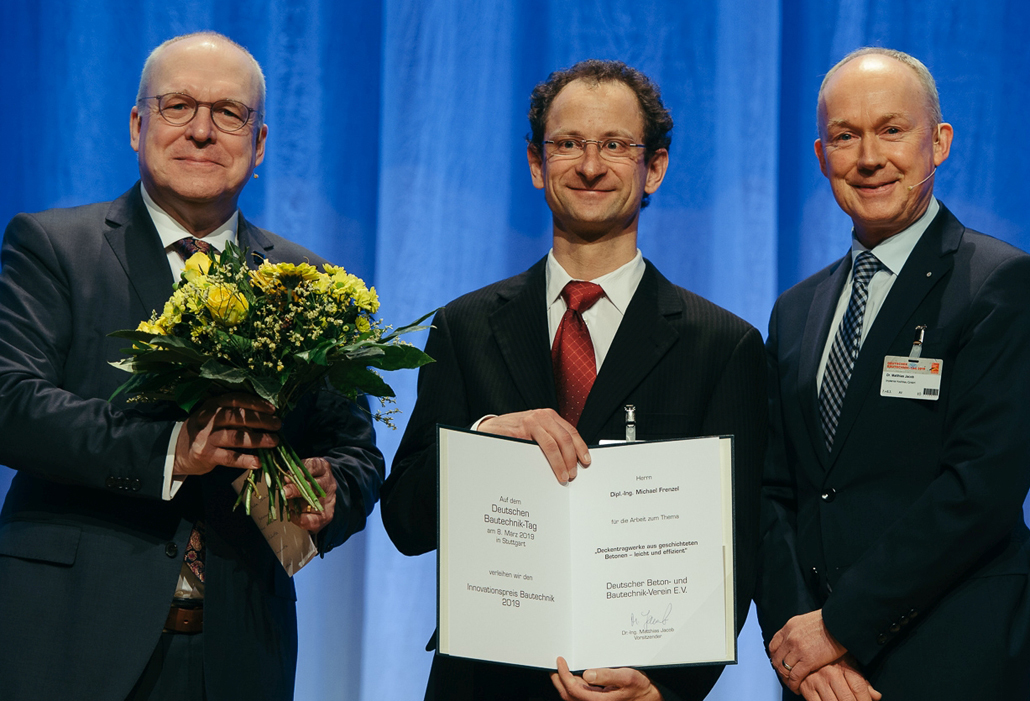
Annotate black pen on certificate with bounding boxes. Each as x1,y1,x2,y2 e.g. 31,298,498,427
624,405,636,443
910,325,926,359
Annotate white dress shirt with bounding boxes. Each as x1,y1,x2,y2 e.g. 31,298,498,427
471,250,645,431
139,184,240,600
816,198,940,391
545,248,646,371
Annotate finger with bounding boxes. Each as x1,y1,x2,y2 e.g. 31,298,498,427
206,392,277,414
582,666,644,692
531,424,579,484
841,667,875,701
210,428,280,450
769,630,785,658
828,672,858,701
209,448,262,471
549,672,573,701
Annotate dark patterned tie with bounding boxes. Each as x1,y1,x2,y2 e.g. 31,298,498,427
552,281,606,426
171,236,215,261
819,251,883,451
183,519,206,583
170,236,214,583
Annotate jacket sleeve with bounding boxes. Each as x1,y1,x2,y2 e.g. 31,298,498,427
0,212,174,499
380,306,470,556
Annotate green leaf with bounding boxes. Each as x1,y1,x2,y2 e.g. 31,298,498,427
199,359,249,384
174,378,214,412
249,373,287,405
380,308,440,342
328,364,395,398
364,343,434,371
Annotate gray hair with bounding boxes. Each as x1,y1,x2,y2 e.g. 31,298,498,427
818,47,942,128
136,31,266,115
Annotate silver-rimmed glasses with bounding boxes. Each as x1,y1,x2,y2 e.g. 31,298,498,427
139,93,262,133
542,137,646,160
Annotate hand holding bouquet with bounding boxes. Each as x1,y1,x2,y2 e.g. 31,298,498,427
111,243,432,522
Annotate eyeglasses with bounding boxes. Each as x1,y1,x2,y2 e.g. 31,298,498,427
543,137,646,161
139,93,262,133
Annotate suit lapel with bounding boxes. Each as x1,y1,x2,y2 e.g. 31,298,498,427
102,184,175,316
798,256,850,468
489,259,559,413
576,262,679,443
826,208,958,468
237,215,275,269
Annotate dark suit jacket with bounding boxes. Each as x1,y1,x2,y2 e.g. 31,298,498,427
756,203,1030,698
381,257,766,701
0,184,385,701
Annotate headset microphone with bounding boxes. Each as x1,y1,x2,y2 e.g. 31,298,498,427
907,166,936,191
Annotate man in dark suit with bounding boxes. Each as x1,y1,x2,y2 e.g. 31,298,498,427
381,59,766,701
0,32,384,700
757,47,1030,701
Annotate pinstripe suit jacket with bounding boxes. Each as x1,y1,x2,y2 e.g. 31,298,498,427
381,257,766,701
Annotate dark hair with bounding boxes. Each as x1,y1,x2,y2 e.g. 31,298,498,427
527,59,673,160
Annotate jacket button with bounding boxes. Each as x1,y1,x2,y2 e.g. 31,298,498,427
130,478,142,491
821,488,836,503
165,542,178,558
889,623,901,633
899,615,909,626
106,477,117,489
877,633,888,645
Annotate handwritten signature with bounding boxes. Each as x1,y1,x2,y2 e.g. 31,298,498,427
630,603,672,628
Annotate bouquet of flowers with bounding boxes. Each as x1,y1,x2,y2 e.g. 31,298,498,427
110,242,432,522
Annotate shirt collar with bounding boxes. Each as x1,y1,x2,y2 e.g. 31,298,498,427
545,249,645,314
140,183,239,254
851,197,940,275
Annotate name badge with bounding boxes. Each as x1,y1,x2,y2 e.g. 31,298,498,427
880,355,943,400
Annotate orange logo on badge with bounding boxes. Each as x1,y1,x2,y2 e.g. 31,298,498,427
930,362,940,374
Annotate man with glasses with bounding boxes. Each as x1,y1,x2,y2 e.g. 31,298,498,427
0,32,384,700
382,59,765,701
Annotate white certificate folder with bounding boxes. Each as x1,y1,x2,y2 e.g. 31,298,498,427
437,427,737,671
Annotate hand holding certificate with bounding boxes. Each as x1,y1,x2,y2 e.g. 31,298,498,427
437,427,736,672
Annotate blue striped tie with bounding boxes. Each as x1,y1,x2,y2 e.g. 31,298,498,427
819,251,882,451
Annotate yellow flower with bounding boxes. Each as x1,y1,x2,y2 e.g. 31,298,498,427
205,283,249,325
356,316,371,333
136,319,167,336
181,252,212,286
252,261,322,291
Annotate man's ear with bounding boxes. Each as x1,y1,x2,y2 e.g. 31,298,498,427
528,144,545,190
644,148,669,195
130,106,142,153
814,138,828,178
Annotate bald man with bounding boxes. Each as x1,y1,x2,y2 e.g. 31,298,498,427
756,48,1030,701
0,33,383,701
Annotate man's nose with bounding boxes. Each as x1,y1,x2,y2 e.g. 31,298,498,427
857,135,885,170
576,142,608,179
185,105,217,143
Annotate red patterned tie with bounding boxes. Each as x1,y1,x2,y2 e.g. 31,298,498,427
552,281,606,426
170,236,213,583
171,236,215,261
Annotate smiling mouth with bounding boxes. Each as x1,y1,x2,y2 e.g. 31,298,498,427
851,180,898,191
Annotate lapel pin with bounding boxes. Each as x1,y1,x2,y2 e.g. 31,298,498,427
926,272,932,277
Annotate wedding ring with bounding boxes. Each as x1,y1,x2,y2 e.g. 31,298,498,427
781,659,794,672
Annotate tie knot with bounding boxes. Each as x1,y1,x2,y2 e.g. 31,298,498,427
172,236,216,261
852,251,882,288
561,281,605,313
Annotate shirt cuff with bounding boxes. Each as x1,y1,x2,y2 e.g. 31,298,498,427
163,421,186,501
470,415,498,432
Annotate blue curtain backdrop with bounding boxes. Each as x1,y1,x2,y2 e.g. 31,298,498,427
2,1,1029,698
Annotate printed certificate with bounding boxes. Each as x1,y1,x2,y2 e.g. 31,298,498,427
437,427,736,671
